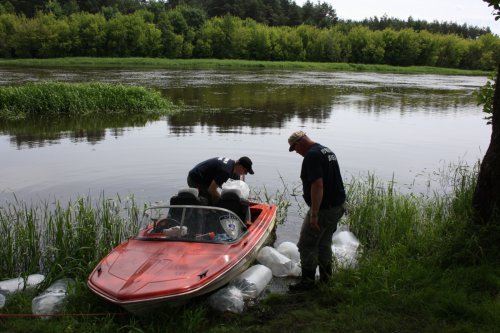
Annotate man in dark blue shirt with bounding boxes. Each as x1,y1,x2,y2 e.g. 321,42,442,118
288,130,346,292
187,156,254,204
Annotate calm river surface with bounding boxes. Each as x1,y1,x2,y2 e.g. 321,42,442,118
0,67,491,243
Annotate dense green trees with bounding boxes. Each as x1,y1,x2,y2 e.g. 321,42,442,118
358,15,492,39
0,7,498,70
4,0,492,37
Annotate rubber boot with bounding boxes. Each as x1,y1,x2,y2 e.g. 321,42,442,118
319,264,332,284
288,269,316,293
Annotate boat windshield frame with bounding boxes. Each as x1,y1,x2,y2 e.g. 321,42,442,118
135,205,248,243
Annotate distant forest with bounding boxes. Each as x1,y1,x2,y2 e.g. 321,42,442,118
1,0,493,39
0,0,498,70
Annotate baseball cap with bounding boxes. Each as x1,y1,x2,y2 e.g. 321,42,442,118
288,130,306,152
238,156,254,174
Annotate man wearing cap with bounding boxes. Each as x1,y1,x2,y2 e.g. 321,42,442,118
187,156,254,204
288,131,346,292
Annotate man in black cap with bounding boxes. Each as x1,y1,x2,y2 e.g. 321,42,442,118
288,130,346,292
187,156,254,204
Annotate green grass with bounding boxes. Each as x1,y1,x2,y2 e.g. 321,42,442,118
0,57,491,76
1,166,499,332
0,81,175,121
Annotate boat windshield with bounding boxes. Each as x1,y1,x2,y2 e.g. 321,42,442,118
137,205,247,243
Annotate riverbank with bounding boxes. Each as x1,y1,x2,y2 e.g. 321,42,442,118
2,166,499,332
0,57,492,76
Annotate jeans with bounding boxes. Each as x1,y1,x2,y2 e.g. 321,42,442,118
187,175,212,204
297,204,345,272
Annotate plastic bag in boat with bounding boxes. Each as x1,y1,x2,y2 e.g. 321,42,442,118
331,228,361,268
207,286,244,313
221,179,250,200
229,264,272,299
162,226,187,238
32,278,73,319
257,246,301,277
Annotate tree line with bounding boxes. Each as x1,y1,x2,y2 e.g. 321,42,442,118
357,15,491,40
1,0,494,38
0,0,338,28
0,5,498,70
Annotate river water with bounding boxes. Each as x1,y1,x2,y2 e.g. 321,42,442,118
0,67,491,243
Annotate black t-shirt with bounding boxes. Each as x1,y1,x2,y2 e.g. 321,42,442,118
300,143,346,207
188,157,237,188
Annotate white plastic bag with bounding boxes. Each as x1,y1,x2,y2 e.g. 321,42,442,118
230,264,272,299
221,179,250,199
331,230,361,268
32,278,73,319
276,241,300,264
257,246,301,277
207,286,245,313
0,274,45,294
162,225,188,237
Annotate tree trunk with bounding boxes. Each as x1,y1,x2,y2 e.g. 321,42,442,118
472,65,500,225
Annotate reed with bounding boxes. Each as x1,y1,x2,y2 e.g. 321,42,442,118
0,81,175,121
0,195,141,281
251,174,296,226
344,163,477,261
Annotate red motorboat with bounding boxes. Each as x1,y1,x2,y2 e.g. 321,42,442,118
87,189,277,314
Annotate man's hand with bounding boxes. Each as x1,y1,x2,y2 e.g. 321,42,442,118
309,214,320,230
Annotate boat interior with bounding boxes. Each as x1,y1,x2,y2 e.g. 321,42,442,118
137,188,265,243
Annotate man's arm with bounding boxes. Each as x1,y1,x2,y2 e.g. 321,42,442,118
208,180,221,203
309,177,323,230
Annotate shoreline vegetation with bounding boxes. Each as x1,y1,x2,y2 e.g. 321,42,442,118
0,81,175,121
2,166,500,332
0,57,492,76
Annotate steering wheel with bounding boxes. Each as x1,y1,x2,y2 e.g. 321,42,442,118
152,217,180,233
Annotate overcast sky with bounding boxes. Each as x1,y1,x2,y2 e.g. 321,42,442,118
296,0,499,35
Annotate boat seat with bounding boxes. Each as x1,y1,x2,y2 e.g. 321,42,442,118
168,188,206,236
217,188,250,223
169,188,203,206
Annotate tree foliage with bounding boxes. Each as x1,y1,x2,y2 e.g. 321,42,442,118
356,15,492,39
0,4,499,70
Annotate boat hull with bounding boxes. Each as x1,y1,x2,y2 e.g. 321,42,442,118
88,202,277,314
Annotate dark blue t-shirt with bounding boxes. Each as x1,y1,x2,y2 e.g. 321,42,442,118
300,143,345,207
188,157,237,188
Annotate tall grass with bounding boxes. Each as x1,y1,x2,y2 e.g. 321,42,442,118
345,164,477,264
0,81,175,121
0,195,141,281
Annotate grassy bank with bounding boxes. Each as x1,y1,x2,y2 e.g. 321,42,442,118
0,82,175,121
0,57,491,76
1,167,499,332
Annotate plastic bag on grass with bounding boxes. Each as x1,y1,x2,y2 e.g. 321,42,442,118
229,264,272,299
32,278,74,319
257,246,301,277
276,241,300,263
207,286,244,313
0,274,45,294
331,229,361,268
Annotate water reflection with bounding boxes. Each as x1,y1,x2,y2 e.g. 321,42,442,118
0,114,161,149
0,70,480,146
